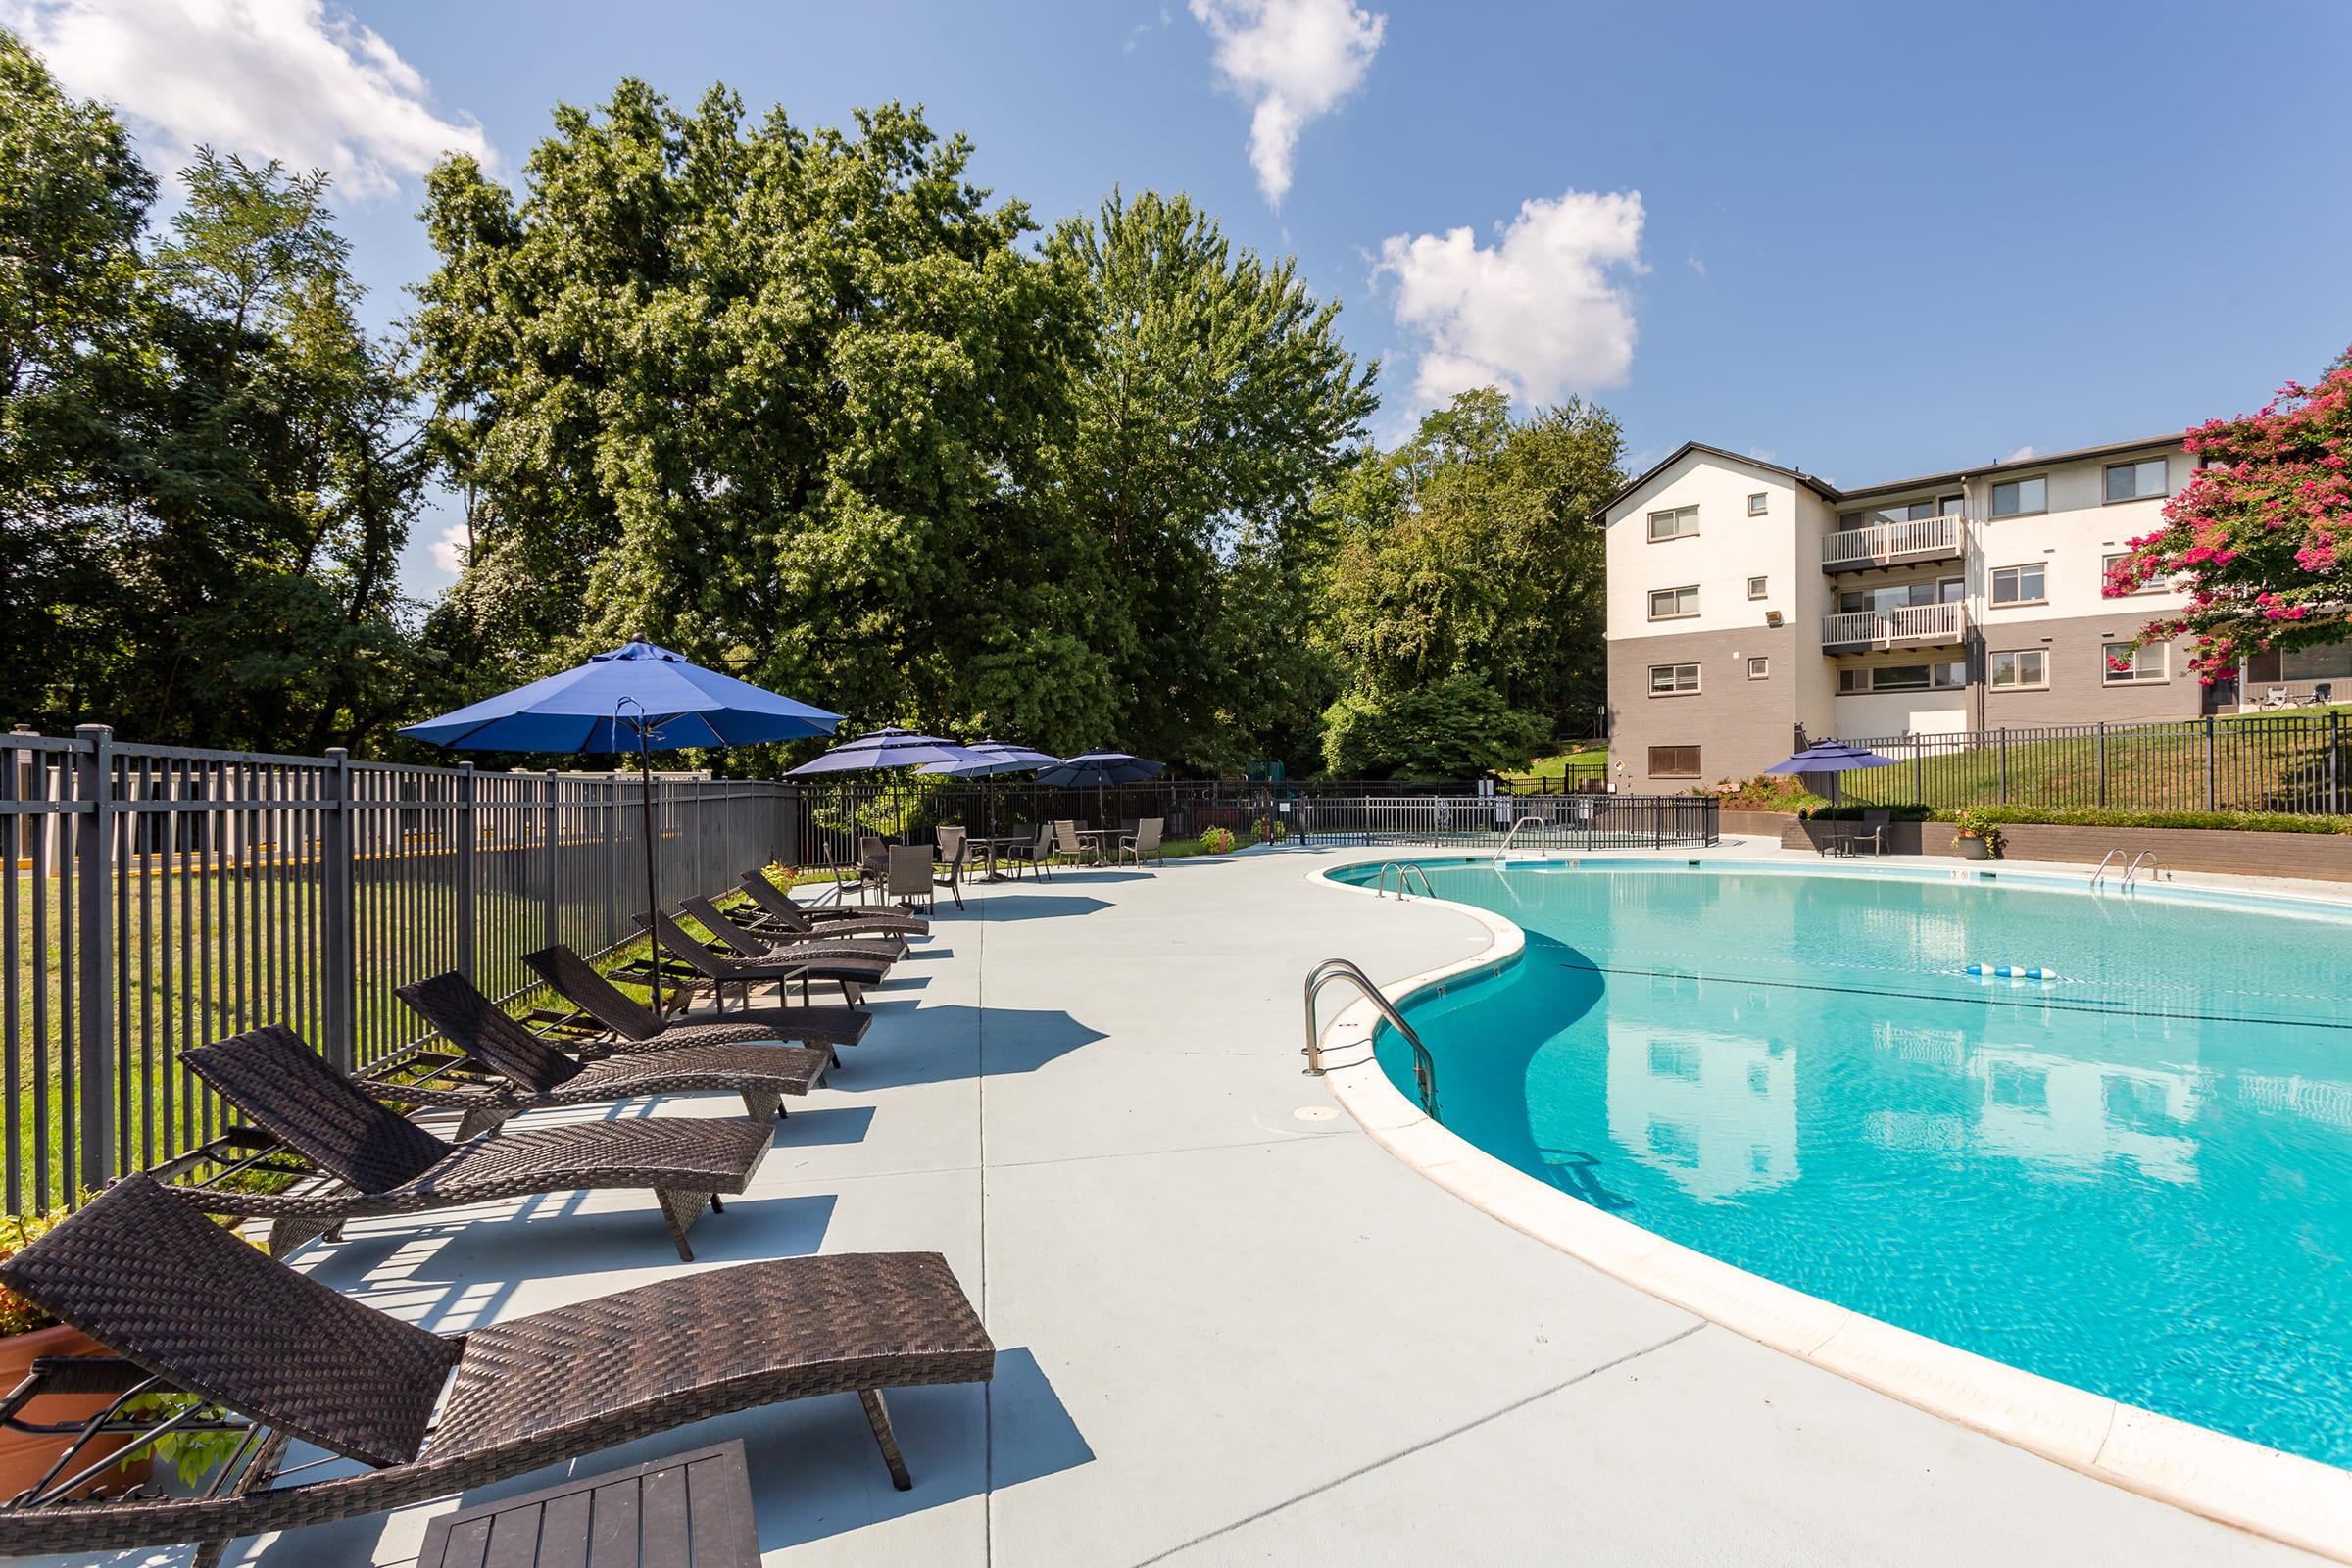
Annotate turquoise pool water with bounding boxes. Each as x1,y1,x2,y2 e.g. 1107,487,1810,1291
1334,859,2352,1465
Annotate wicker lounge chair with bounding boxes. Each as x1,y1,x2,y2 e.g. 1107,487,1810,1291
645,907,892,1013
738,869,930,939
679,894,906,966
172,1023,771,1260
396,972,830,1139
0,1173,993,1564
521,945,873,1063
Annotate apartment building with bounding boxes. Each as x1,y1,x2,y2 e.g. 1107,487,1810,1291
1597,434,2213,793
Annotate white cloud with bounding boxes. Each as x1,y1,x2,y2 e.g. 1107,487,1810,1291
427,520,470,577
1686,253,1706,276
1189,0,1384,207
2,0,492,200
1376,188,1646,410
1745,446,1778,464
1999,443,2037,464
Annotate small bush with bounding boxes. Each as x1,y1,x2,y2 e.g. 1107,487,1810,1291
1199,826,1236,854
1801,803,2352,835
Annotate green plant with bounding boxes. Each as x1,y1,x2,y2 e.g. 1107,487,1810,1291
0,1205,79,1337
1950,808,2004,857
1200,826,1236,854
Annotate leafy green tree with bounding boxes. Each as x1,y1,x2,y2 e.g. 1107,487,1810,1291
1314,388,1623,774
1046,190,1376,769
1320,673,1549,778
416,84,1102,760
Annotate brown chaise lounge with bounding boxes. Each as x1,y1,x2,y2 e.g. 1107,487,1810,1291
172,1023,772,1260
395,971,831,1140
680,894,906,966
644,908,892,1013
0,1173,992,1565
522,944,874,1063
740,868,930,939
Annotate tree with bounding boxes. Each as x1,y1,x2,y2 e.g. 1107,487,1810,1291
1314,389,1623,774
416,85,1101,760
2108,349,2352,680
1046,190,1376,770
1320,673,1549,778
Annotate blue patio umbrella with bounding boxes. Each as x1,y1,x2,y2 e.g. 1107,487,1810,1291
916,740,1062,877
400,640,843,1008
1036,751,1164,831
786,729,980,855
1763,738,1899,804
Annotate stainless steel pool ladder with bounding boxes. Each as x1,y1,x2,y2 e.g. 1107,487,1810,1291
2123,850,2165,889
1495,815,1544,863
1375,861,1435,900
2089,849,2125,890
1302,958,1439,1119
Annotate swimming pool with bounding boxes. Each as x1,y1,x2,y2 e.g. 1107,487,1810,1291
1330,858,2352,1467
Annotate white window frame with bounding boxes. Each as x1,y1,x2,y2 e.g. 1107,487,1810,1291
2104,641,2168,684
1648,585,1700,620
1988,649,2048,690
1838,661,1966,694
1989,563,2047,606
2103,551,2170,595
1746,492,1768,516
1647,505,1700,542
1991,476,2048,518
2103,458,2169,504
1746,657,1770,680
1746,574,1768,600
1647,662,1701,696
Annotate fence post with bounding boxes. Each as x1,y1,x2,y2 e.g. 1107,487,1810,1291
2096,722,2107,809
1997,728,2009,805
2331,711,2342,817
604,773,620,950
319,748,355,1073
2205,715,2218,811
455,761,477,984
543,768,561,955
72,724,115,1190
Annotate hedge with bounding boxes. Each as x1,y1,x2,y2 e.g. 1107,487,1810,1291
1800,803,2352,835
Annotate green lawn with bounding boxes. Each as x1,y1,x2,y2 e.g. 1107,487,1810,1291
1504,746,1607,790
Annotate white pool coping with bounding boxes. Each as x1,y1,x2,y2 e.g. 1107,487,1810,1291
1309,852,2352,1564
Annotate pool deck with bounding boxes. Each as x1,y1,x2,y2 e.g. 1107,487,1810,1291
102,838,2334,1567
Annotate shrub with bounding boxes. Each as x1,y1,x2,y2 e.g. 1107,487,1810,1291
1199,826,1236,854
0,1208,72,1337
1802,803,2352,835
1708,774,1828,812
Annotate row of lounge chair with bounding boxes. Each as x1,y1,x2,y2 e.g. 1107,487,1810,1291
0,870,985,1564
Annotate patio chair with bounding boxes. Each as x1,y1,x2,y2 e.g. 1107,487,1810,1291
643,906,892,1013
936,825,966,866
933,838,967,911
1848,808,1891,856
2260,685,2293,710
396,971,831,1140
1052,819,1093,866
0,1172,993,1564
855,835,889,903
2314,682,2335,706
521,944,873,1061
1118,817,1165,867
174,1023,773,1260
680,894,907,966
737,868,930,939
888,844,937,915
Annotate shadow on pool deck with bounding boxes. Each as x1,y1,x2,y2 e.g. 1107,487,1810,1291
840,1004,1109,1089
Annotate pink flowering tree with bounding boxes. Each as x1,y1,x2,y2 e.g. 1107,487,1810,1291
2104,348,2352,681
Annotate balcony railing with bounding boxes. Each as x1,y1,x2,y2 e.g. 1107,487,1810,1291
1822,602,1966,648
1822,514,1962,569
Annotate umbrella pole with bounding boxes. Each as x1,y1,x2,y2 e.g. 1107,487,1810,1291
638,722,662,1014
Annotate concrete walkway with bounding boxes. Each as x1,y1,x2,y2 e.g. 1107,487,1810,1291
122,844,2321,1566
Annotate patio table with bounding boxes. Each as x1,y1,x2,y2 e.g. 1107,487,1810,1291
1074,828,1117,864
971,832,1032,883
416,1440,758,1568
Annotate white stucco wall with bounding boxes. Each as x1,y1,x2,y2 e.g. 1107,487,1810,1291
1605,453,1805,643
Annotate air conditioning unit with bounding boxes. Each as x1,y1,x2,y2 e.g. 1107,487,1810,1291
1764,610,1784,628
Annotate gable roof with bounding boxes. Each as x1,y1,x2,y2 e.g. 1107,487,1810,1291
1591,432,2187,522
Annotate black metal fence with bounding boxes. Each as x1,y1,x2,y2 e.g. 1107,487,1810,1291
1826,712,2350,815
3,727,797,1213
1293,794,1719,850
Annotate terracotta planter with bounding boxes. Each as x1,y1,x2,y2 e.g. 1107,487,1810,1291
0,1322,152,1500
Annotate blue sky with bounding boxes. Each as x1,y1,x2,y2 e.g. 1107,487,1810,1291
10,0,2347,601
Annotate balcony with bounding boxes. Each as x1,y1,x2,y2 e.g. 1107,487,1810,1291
1822,514,1963,572
1822,601,1967,651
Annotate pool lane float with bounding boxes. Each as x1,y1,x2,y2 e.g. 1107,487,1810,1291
1966,962,2058,981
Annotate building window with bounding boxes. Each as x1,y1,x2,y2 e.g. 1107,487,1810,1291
2103,551,2169,594
2104,642,2168,684
1990,476,2047,517
1746,575,1768,599
1648,585,1700,619
1988,649,2048,689
1839,662,1965,694
1647,505,1700,541
2281,641,2352,680
1647,662,1701,695
1989,564,2047,605
1746,657,1770,680
2104,458,2169,503
1746,492,1768,515
1649,745,1702,778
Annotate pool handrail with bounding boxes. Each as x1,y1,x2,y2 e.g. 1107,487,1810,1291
1303,957,1438,1120
1494,815,1544,863
2088,848,2125,890
1375,861,1436,900
2123,850,2164,890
